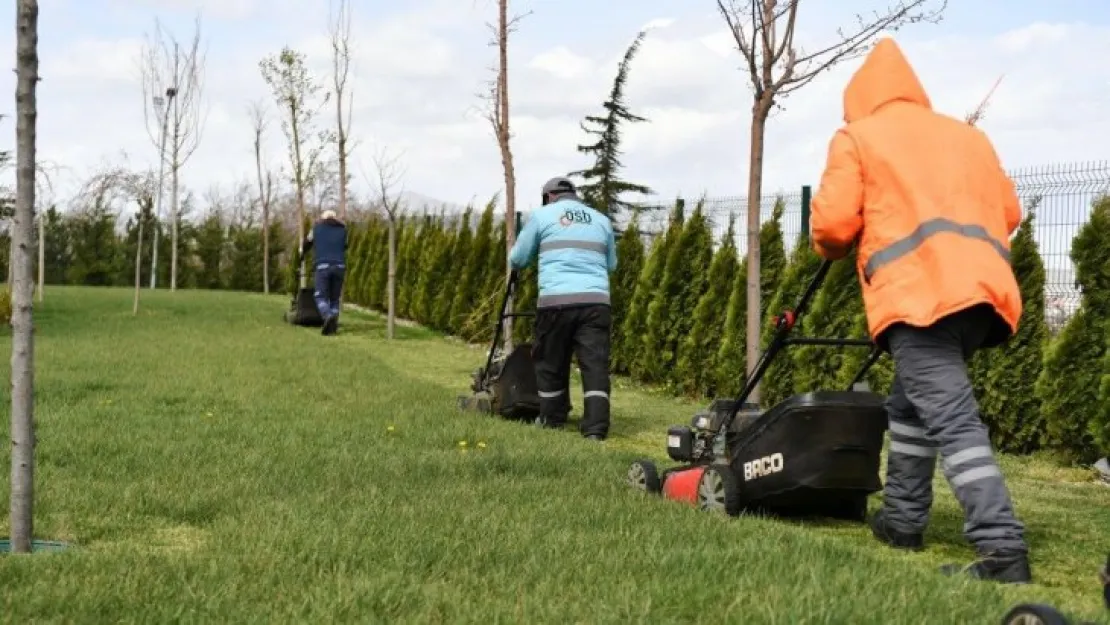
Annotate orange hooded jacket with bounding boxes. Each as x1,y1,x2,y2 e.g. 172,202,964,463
810,37,1023,347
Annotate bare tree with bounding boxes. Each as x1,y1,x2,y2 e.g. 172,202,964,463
74,165,157,314
481,0,530,352
33,160,59,303
714,0,946,401
259,46,331,288
139,16,207,291
365,147,407,340
248,99,277,293
10,0,39,554
329,0,355,221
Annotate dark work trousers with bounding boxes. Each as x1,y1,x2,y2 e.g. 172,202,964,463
880,304,1027,555
531,303,612,438
313,262,346,319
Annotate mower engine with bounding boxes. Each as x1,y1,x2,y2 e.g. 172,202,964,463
666,399,760,464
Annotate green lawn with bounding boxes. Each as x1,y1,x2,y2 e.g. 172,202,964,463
0,286,1107,624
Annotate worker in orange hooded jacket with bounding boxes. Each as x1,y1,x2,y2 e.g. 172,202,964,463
810,37,1030,584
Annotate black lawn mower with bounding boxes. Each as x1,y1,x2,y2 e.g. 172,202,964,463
284,248,324,328
626,259,889,522
456,268,542,422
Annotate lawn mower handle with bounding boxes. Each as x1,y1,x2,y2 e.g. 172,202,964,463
713,258,882,437
481,269,521,381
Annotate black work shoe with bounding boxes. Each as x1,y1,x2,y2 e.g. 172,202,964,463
869,509,924,551
940,550,1032,584
322,315,338,336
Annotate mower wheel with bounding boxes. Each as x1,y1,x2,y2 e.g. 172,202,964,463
1000,603,1071,625
626,460,662,494
696,464,742,517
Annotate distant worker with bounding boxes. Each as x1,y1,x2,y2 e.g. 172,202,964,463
508,177,617,441
302,209,347,336
809,38,1030,583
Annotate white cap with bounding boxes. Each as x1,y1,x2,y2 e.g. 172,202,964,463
321,209,337,220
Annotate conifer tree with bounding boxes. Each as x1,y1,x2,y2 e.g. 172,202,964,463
621,201,684,379
755,229,823,408
639,200,712,384
676,214,739,397
450,198,496,333
967,203,1048,453
713,255,748,396
413,212,448,327
609,215,644,372
759,198,788,319
1036,195,1110,463
358,217,384,307
396,214,425,318
435,207,473,332
789,248,864,393
369,215,399,311
567,30,653,218
714,202,788,399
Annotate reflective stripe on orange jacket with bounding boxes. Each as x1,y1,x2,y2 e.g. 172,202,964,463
810,37,1023,345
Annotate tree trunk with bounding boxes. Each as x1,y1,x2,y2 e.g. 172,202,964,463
11,0,39,554
150,102,170,290
744,102,771,404
255,138,269,294
496,0,516,354
36,209,43,302
170,92,181,292
170,159,179,291
387,216,396,340
133,217,143,315
290,105,307,289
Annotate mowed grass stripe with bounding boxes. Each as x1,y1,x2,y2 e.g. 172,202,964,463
0,286,1105,624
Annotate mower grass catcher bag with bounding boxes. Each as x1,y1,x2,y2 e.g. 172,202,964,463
456,268,540,422
626,259,889,522
284,250,324,327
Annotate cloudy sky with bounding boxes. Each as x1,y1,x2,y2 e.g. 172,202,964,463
1,0,1107,233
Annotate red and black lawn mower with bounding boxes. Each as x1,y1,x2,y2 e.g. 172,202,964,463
626,259,889,522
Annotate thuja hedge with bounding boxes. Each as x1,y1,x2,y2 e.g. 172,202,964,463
340,194,1110,465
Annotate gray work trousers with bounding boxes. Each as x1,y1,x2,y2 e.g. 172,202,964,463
880,304,1027,555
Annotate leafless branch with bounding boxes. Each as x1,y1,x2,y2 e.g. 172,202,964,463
364,145,407,221
329,0,355,219
715,0,947,104
138,15,208,166
965,74,1004,126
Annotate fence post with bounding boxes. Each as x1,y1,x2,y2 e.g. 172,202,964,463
800,185,812,240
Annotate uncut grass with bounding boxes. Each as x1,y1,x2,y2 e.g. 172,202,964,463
0,287,1104,624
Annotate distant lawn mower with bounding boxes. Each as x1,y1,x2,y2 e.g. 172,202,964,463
284,249,324,328
626,259,889,522
456,269,542,422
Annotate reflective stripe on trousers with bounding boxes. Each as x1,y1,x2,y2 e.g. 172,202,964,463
880,307,1027,555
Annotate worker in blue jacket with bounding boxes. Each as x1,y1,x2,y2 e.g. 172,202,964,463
301,209,347,336
508,177,618,440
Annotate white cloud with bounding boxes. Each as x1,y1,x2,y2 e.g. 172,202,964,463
1,2,1107,228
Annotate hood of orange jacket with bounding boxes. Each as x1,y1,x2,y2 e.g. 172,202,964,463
842,38,932,123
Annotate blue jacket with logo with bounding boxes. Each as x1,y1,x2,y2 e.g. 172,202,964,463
508,196,617,308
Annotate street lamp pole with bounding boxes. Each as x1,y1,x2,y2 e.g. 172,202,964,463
150,86,175,289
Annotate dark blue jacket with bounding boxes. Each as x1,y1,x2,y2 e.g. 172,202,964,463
304,218,347,266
